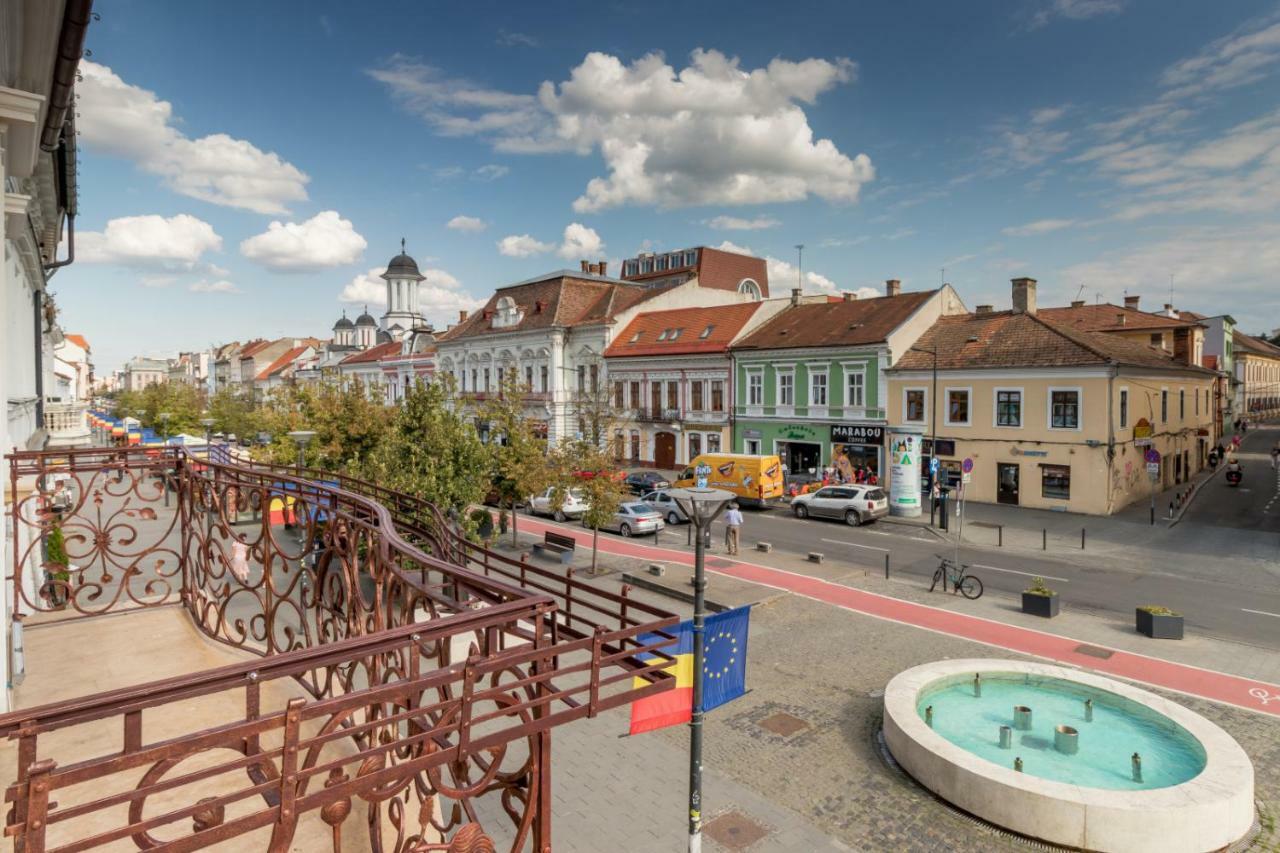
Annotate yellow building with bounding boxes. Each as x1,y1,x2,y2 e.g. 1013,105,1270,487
886,280,1218,516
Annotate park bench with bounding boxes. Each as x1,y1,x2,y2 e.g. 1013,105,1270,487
532,530,577,565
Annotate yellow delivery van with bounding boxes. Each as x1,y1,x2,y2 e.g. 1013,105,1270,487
673,453,785,507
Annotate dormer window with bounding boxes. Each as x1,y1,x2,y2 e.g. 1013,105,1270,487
657,329,669,341
630,331,642,343
699,325,714,339
492,296,523,329
669,328,683,341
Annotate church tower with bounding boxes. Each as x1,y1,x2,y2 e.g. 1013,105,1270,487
381,239,425,338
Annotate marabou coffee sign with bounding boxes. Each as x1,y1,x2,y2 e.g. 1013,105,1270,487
830,424,885,445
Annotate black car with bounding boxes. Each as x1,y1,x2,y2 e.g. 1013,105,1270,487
624,471,671,495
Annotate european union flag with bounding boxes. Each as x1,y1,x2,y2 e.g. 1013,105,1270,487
699,605,750,712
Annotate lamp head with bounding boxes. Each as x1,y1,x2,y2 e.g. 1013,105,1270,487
666,486,734,529
199,417,214,428
287,429,317,448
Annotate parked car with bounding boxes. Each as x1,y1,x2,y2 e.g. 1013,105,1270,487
791,485,889,526
527,486,589,522
588,501,665,537
624,471,671,495
640,489,689,525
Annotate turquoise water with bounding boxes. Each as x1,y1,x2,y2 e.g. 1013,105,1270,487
917,675,1206,790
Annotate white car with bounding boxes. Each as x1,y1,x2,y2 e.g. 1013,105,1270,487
527,486,590,522
791,485,889,526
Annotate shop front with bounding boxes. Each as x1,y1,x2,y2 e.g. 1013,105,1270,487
733,420,886,479
830,424,885,481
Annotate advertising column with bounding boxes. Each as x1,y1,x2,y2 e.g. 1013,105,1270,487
887,425,924,517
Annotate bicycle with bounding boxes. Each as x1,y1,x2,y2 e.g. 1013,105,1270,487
930,556,984,599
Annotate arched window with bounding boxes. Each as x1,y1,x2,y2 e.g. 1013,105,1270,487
738,278,762,300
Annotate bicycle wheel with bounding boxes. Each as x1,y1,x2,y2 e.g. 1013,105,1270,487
958,575,983,600
929,567,944,592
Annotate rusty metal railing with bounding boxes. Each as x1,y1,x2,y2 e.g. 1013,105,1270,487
3,446,677,851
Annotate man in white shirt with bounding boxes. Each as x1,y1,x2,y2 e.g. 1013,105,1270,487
723,503,744,555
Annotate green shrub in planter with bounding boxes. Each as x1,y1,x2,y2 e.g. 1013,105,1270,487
1136,604,1183,639
469,507,494,541
44,524,71,607
1021,576,1060,618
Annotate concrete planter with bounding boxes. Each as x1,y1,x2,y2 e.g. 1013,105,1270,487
1021,592,1060,618
1136,608,1183,640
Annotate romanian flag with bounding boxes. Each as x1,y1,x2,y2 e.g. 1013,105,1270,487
628,606,751,735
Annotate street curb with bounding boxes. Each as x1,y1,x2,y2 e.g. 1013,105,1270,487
1168,463,1225,528
878,516,948,541
620,572,732,612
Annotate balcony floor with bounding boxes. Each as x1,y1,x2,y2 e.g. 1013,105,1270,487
5,607,378,851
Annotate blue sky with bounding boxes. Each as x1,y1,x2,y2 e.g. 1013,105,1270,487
56,0,1280,373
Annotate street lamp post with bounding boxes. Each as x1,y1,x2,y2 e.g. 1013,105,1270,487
158,412,171,442
286,430,316,476
199,417,215,458
909,345,940,525
668,483,734,853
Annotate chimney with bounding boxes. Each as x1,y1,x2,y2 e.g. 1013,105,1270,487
1124,295,1140,310
1173,327,1194,366
598,260,608,277
1163,303,1175,317
1011,277,1037,315
975,304,994,315
791,288,802,306
885,279,901,297
459,310,468,323
580,260,591,272
1071,300,1085,308
842,291,857,302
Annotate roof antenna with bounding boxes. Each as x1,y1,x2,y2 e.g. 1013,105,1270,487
1074,283,1086,302
794,244,804,291
401,237,406,253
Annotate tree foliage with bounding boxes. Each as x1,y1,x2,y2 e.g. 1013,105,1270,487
112,382,205,435
481,373,563,545
556,438,629,574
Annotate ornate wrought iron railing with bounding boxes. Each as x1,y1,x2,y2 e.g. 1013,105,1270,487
3,446,677,852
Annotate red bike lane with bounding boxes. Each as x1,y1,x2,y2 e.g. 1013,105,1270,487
517,516,1280,718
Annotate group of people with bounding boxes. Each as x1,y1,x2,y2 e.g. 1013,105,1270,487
822,464,878,487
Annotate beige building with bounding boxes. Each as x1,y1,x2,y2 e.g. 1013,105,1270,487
1232,330,1280,420
887,279,1217,516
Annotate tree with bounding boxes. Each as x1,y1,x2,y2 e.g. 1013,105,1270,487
249,379,393,470
113,382,205,435
360,377,489,516
482,373,562,547
557,438,629,575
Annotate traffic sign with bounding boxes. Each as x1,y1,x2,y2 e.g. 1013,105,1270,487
962,457,974,474
962,472,972,484
930,457,940,473
1146,462,1160,479
1144,448,1161,464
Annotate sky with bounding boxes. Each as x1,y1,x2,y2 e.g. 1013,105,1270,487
53,0,1280,374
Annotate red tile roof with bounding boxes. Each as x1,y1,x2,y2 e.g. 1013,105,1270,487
893,311,1215,373
339,340,402,365
256,345,312,381
1038,303,1202,332
63,333,89,350
1232,329,1280,358
238,339,271,358
733,291,936,350
604,303,763,358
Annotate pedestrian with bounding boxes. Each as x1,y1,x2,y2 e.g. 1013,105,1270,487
230,536,251,583
724,502,743,555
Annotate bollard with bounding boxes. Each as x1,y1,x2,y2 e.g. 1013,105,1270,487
884,553,890,579
1042,528,1047,551
1132,752,1143,783
999,725,1012,749
808,552,824,564
648,564,665,577
998,524,1003,547
755,541,773,553
1084,698,1093,722
1081,528,1086,550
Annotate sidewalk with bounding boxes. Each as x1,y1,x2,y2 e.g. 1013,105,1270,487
510,517,1280,718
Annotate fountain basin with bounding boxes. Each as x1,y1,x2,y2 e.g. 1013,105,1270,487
883,660,1253,853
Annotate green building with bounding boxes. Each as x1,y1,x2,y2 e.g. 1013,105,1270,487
730,283,964,479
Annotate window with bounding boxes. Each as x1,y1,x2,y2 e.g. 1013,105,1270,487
669,328,683,341
745,438,761,454
1150,332,1162,347
590,364,599,393
1119,388,1128,428
905,389,926,423
1042,465,1071,500
1179,389,1185,420
630,331,641,343
471,369,478,392
810,371,828,406
614,382,624,409
497,367,505,388
747,372,763,406
1161,389,1168,422
779,372,794,406
685,250,697,266
689,433,702,458
657,330,668,341
691,381,704,411
539,365,548,392
651,382,662,414
525,366,533,389
483,368,491,391
577,365,586,393
996,389,1022,427
629,381,640,409
630,430,640,460
1050,389,1080,429
707,433,721,452
700,325,714,339
711,380,724,412
845,370,865,409
667,380,678,410
946,388,970,425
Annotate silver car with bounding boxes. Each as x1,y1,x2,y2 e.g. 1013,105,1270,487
640,489,689,525
528,486,589,521
791,485,889,526
587,501,665,537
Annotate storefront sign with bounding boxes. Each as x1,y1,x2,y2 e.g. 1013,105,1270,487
783,425,818,440
1133,418,1153,447
743,428,762,439
888,428,924,518
830,424,885,445
1010,446,1048,458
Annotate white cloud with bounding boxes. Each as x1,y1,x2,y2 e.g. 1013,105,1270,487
240,210,368,271
1029,0,1125,29
77,61,309,215
373,49,873,212
140,275,176,288
189,280,241,294
79,214,222,268
1002,218,1077,236
1159,14,1280,100
447,215,488,232
707,215,781,231
497,29,538,48
557,222,604,259
475,164,510,180
885,227,917,240
338,266,485,327
497,234,553,257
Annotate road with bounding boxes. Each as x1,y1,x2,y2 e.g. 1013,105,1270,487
588,495,1280,651
1180,422,1280,532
